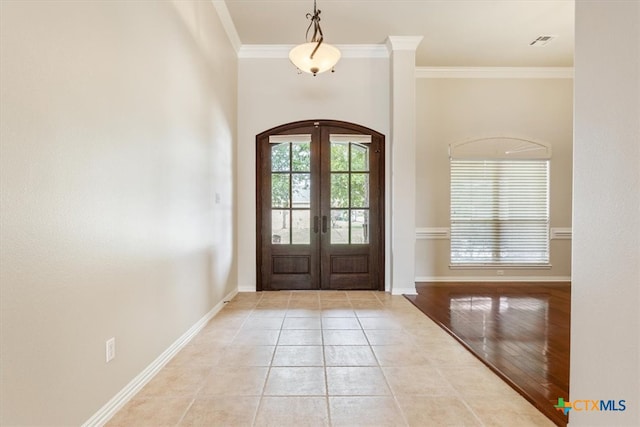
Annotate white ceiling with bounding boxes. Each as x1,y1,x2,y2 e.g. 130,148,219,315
222,0,574,67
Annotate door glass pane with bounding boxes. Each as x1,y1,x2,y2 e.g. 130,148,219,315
331,142,349,171
331,209,349,244
351,210,369,244
268,135,312,246
292,141,311,172
271,143,290,172
329,135,373,245
292,173,310,209
272,210,290,244
351,173,369,208
351,144,369,172
331,173,349,208
291,210,311,244
271,174,290,208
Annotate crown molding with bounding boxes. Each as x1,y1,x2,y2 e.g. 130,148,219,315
209,2,571,76
415,66,574,79
238,45,290,58
386,36,424,52
211,0,241,53
238,44,388,59
339,45,390,58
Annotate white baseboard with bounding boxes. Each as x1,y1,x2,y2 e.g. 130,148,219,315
237,285,257,292
82,288,238,427
415,276,571,283
392,287,417,295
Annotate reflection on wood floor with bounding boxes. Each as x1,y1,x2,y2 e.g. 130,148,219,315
405,282,570,427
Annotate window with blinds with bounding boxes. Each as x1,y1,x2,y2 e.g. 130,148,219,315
450,159,550,265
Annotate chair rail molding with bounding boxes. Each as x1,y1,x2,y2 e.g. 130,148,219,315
551,227,572,240
416,227,450,240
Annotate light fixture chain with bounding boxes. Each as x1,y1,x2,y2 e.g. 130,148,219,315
305,4,323,43
303,0,324,59
289,0,340,76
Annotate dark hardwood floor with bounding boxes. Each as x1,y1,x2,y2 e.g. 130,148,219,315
405,282,570,427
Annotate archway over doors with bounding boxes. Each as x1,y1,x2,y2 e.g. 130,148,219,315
256,120,385,291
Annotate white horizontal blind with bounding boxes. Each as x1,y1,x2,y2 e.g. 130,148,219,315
450,160,550,265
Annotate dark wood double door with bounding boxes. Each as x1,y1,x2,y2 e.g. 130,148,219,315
257,120,385,291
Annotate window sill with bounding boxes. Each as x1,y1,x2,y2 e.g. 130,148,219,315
449,264,552,270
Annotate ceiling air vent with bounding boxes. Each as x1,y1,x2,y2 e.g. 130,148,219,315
529,35,556,46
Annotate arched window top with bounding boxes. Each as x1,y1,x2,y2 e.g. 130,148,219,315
449,137,552,160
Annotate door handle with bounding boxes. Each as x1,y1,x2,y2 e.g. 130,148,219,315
313,216,319,233
322,215,328,233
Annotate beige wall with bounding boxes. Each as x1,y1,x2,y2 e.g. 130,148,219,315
571,1,639,425
0,1,237,424
415,77,573,280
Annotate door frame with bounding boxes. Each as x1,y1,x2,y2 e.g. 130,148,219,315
256,119,385,291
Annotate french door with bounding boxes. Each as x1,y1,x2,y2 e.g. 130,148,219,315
256,120,385,291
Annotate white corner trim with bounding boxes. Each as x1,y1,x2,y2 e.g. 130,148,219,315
386,36,424,52
392,286,418,295
211,1,242,53
551,227,573,240
415,66,574,79
415,276,571,283
238,44,388,59
82,288,238,427
416,227,450,240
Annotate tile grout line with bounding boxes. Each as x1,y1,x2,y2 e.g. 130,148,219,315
174,396,196,427
365,293,411,427
247,292,268,427
180,292,266,426
118,292,535,426
321,299,333,427
252,292,290,427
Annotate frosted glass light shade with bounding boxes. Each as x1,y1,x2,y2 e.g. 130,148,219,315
289,42,341,75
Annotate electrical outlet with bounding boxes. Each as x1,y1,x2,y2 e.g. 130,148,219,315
497,270,504,276
106,338,115,363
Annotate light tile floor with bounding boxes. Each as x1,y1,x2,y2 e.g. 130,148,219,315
108,291,554,426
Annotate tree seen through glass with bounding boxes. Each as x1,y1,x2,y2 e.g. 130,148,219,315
330,140,370,244
269,138,370,245
271,140,311,244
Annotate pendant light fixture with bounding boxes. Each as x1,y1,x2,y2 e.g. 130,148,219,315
288,0,341,76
